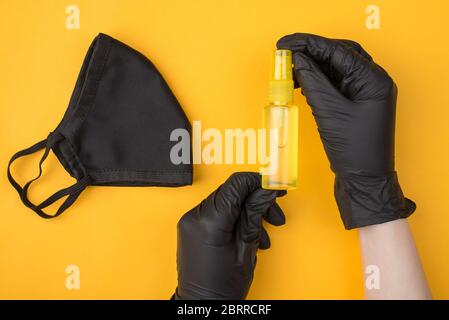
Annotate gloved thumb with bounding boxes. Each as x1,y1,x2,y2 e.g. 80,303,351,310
259,202,286,249
292,51,347,112
239,188,279,247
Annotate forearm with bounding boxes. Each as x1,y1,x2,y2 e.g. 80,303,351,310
358,219,431,300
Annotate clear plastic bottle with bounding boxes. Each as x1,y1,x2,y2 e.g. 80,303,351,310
261,49,298,190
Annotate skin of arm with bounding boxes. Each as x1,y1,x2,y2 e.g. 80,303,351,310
358,219,431,300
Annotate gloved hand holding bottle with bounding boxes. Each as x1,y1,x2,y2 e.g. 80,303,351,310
174,172,286,300
277,33,416,230
276,33,430,299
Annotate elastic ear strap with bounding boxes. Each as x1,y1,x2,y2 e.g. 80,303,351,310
7,138,47,195
7,132,90,219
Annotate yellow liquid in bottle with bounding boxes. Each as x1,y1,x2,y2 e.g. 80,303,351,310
262,104,298,190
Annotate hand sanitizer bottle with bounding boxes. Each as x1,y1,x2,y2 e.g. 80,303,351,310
262,49,298,190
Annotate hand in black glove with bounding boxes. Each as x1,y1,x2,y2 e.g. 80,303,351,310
277,33,415,229
175,172,286,300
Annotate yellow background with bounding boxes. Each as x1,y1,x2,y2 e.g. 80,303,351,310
1,0,448,299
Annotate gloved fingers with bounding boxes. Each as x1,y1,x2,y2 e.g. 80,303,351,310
239,188,279,245
275,189,287,198
258,226,271,250
277,33,372,74
292,51,348,109
277,33,379,100
338,39,373,61
263,202,286,226
279,36,372,89
214,172,262,223
277,33,371,60
337,39,393,85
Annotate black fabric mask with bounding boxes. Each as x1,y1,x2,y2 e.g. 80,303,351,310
7,33,193,219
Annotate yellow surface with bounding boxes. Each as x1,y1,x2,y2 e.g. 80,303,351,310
1,0,448,299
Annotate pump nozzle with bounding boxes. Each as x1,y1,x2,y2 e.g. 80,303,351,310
268,49,294,105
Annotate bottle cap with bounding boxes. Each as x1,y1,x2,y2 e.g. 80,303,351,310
268,49,294,104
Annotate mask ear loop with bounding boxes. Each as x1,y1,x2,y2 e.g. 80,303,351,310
7,131,91,219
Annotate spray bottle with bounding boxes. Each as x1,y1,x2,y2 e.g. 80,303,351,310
261,49,298,190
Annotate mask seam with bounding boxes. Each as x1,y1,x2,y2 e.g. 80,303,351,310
55,35,112,180
69,36,113,137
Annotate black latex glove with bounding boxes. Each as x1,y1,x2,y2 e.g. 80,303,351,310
277,33,415,229
175,172,286,300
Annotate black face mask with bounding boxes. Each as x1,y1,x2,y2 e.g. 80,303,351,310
7,33,193,219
